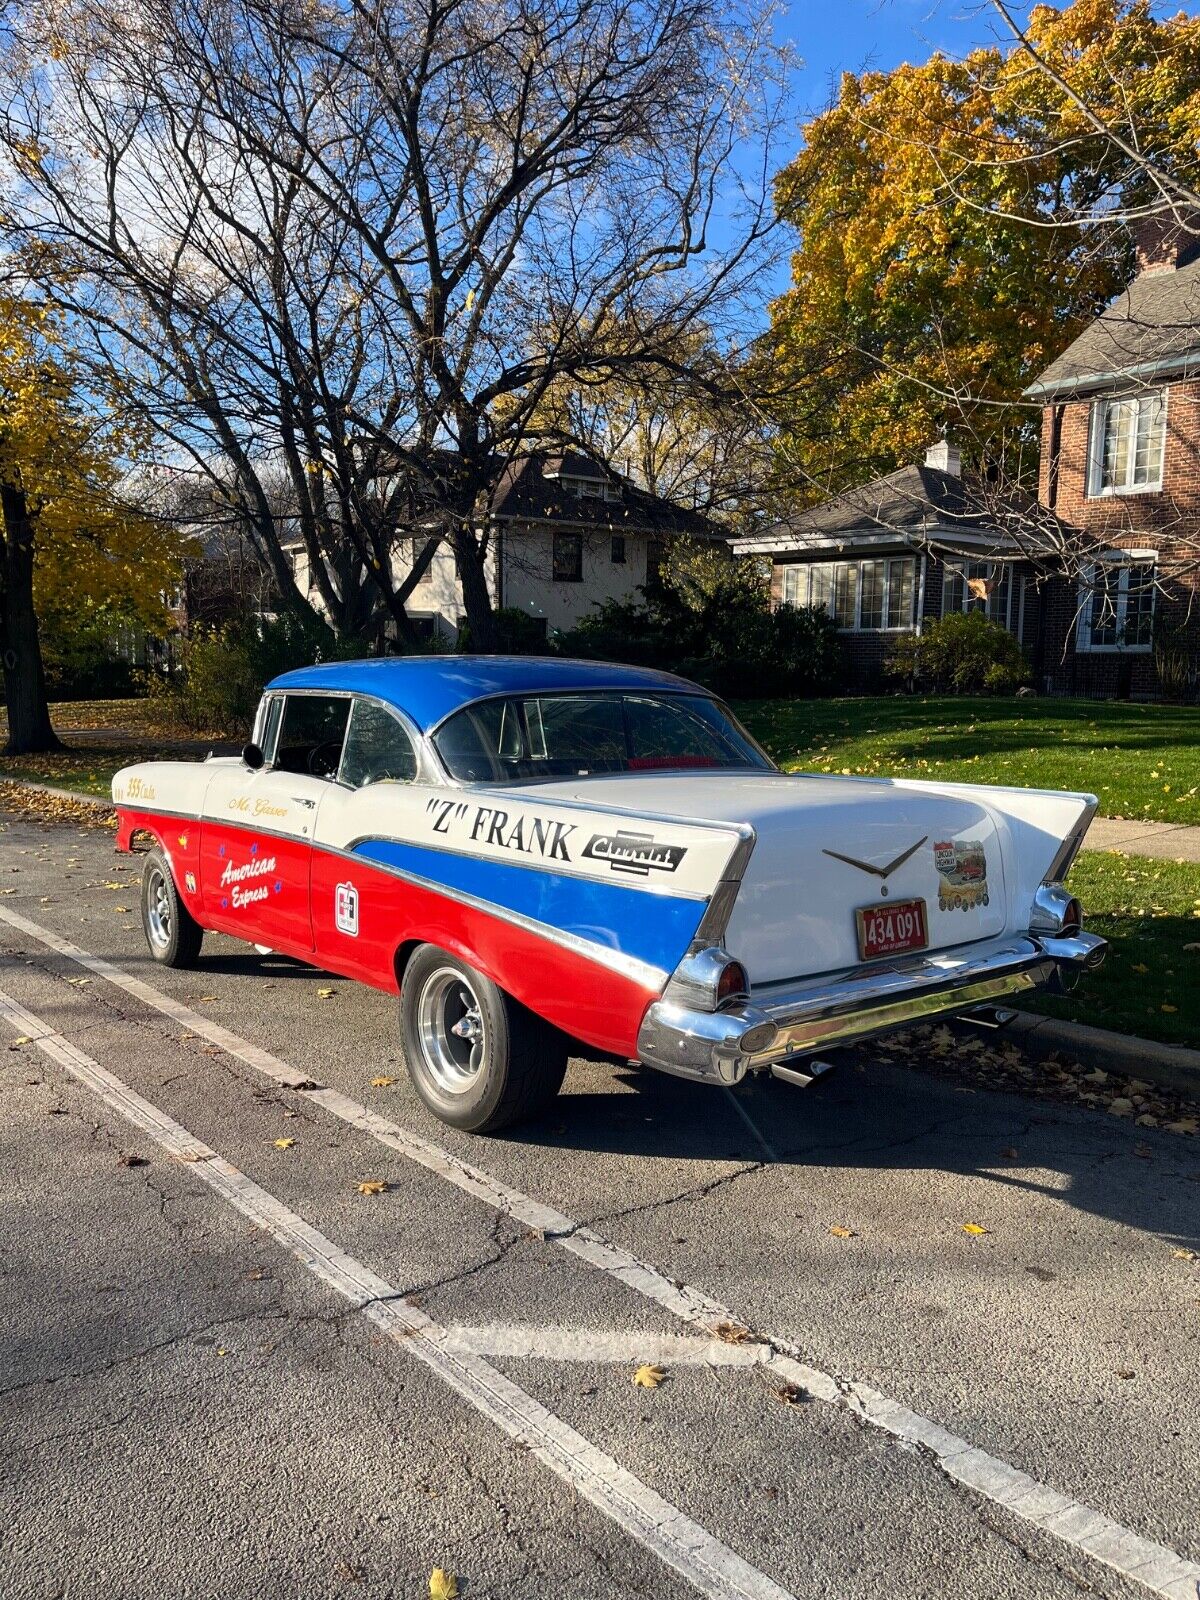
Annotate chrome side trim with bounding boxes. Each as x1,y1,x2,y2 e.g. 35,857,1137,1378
636,932,1109,1085
686,824,756,954
326,839,668,990
115,801,669,990
1043,795,1098,883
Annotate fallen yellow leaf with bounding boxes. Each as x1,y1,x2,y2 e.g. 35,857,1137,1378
1172,1247,1197,1262
632,1363,666,1389
356,1180,387,1195
429,1569,458,1600
1161,1004,1178,1013
962,1222,989,1236
370,1075,397,1088
273,1138,295,1150
829,1225,857,1239
712,1321,751,1344
1132,963,1150,976
316,987,335,998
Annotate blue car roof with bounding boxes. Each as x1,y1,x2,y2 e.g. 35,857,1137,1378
267,656,702,733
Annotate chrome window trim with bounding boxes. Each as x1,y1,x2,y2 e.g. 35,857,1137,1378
336,695,421,791
258,686,442,787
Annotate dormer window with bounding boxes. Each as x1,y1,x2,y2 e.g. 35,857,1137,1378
559,473,619,503
1088,391,1166,497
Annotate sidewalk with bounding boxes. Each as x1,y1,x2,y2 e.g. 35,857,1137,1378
1083,816,1200,862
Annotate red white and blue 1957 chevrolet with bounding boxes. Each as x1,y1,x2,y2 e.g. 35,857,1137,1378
112,657,1106,1132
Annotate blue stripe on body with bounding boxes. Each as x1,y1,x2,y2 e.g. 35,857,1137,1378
351,837,704,978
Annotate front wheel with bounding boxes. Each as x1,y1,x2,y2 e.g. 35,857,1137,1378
399,945,567,1133
141,849,204,968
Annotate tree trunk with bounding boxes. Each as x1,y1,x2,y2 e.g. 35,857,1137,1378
451,524,498,650
0,481,61,755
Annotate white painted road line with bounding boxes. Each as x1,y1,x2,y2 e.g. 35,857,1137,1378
0,985,797,1600
4,904,1200,1600
438,1324,779,1366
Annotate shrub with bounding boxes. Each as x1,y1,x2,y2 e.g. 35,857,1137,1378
559,540,840,699
150,610,358,736
888,609,1030,695
456,607,554,655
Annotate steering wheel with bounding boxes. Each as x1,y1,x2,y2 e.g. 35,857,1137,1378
307,740,343,778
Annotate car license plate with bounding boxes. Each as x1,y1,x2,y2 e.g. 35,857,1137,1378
856,898,928,961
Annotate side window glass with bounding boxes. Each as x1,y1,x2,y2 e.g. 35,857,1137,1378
340,699,417,788
259,697,283,764
275,695,351,778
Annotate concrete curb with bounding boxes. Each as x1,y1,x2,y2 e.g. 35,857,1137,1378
0,777,111,808
1008,1010,1200,1097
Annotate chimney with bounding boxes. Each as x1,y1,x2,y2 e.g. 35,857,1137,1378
924,439,961,477
1131,211,1200,275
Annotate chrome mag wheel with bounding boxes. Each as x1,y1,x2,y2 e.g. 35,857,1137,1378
146,865,172,950
415,966,487,1094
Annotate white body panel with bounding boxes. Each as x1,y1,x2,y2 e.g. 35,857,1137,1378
519,771,1094,985
115,758,1095,993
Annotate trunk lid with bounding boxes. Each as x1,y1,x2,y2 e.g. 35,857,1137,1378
517,771,1009,984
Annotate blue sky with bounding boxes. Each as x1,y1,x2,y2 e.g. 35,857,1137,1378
781,0,1008,121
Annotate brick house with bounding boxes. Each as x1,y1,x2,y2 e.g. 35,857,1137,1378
1023,217,1200,699
731,441,1048,686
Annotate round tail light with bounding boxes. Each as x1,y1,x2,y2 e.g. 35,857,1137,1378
716,960,748,1007
1062,898,1083,935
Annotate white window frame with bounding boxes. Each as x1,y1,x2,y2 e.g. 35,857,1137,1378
1076,551,1157,653
778,556,918,632
1087,390,1167,498
941,559,1024,636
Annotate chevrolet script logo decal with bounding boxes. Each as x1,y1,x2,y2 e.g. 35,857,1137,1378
822,835,928,880
582,831,687,876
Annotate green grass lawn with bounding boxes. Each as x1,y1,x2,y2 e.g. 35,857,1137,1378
1031,851,1200,1048
736,695,1200,826
0,698,231,796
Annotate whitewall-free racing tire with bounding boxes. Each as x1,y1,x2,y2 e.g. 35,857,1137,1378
399,944,568,1133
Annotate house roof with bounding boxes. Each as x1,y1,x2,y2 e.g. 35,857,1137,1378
487,451,721,540
1025,257,1200,399
731,464,1041,558
268,655,701,732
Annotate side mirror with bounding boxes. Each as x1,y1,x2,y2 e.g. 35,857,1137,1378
242,742,265,771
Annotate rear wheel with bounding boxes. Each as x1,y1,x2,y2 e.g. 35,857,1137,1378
399,944,567,1132
141,849,203,968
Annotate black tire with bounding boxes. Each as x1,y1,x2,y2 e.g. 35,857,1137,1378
399,944,567,1133
141,848,204,968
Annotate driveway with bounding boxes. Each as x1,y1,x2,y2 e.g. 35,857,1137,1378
1,803,1198,1600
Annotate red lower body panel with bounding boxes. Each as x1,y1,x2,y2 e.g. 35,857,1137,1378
116,807,656,1059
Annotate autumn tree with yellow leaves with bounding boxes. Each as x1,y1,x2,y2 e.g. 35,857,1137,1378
0,297,183,753
767,0,1200,497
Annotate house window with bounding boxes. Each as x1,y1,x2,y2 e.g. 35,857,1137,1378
1076,555,1156,651
552,532,583,583
647,538,666,584
1088,392,1166,496
780,557,917,631
942,560,1023,635
561,474,618,502
611,535,626,565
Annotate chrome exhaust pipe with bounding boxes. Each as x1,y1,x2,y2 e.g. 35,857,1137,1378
769,1058,837,1089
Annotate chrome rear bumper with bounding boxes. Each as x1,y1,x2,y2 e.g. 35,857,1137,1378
635,932,1107,1087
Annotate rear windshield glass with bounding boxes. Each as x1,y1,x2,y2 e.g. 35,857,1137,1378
433,692,773,783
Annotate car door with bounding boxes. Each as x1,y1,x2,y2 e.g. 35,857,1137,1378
199,691,351,954
310,695,420,984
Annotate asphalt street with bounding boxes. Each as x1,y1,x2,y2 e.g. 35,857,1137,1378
1,802,1198,1600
